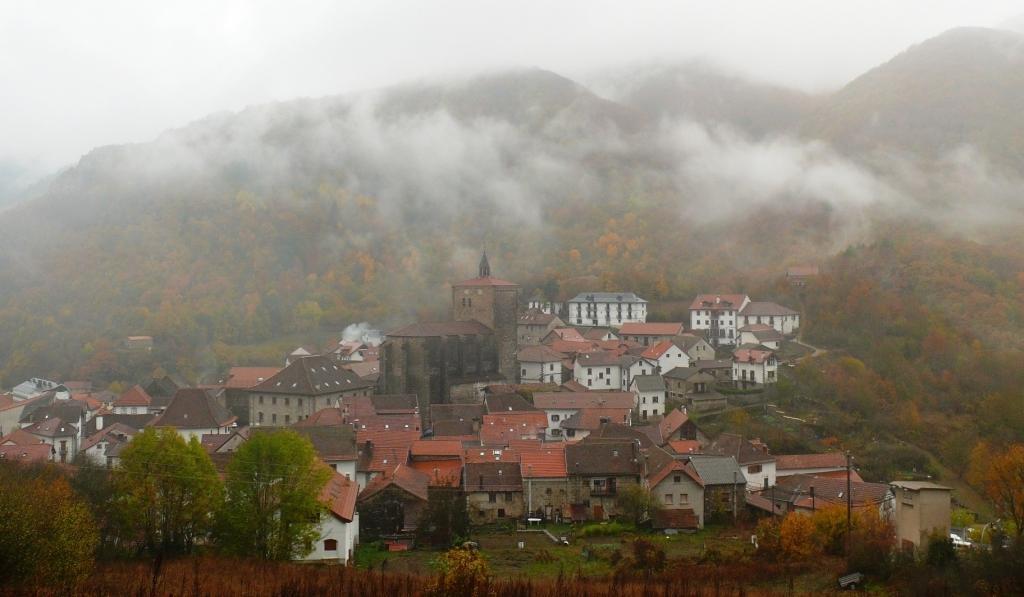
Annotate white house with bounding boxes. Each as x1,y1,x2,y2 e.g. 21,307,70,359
705,433,776,490
732,346,778,386
533,392,635,441
517,345,565,384
306,472,360,563
737,302,800,335
573,351,625,390
689,294,751,346
151,388,237,442
640,339,691,374
673,334,716,362
111,385,153,415
737,325,783,350
566,292,647,327
647,459,705,529
629,375,666,420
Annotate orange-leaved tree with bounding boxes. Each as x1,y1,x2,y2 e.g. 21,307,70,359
969,442,1024,538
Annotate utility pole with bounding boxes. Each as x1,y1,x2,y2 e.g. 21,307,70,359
732,471,738,522
846,451,853,552
810,485,815,512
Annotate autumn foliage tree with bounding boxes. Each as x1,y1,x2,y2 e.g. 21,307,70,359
0,462,99,589
430,547,491,597
969,443,1024,538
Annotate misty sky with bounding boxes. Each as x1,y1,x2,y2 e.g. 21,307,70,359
1,1,1021,174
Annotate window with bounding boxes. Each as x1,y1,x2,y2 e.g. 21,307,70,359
297,398,303,407
653,396,659,403
680,494,689,504
522,368,527,377
323,539,337,551
258,412,264,423
497,508,506,518
272,414,277,424
546,488,552,495
748,464,762,474
605,367,611,375
664,494,673,504
673,475,682,483
642,410,647,419
259,396,264,405
488,493,497,503
551,414,560,422
284,415,291,424
505,492,514,502
551,429,562,437
272,396,277,405
606,379,611,386
285,397,290,406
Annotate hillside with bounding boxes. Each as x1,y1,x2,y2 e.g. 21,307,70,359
600,61,818,137
802,27,1024,172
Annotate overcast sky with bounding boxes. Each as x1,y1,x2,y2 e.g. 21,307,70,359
1,1,1021,174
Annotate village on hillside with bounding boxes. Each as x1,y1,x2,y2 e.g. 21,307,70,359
0,255,952,568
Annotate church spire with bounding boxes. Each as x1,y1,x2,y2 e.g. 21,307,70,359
479,251,491,278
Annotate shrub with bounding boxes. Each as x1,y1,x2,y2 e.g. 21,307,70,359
429,548,490,597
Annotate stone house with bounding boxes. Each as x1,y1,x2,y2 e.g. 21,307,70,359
357,465,430,538
248,355,374,428
565,439,644,521
686,455,746,523
465,461,525,523
518,309,565,346
520,443,570,520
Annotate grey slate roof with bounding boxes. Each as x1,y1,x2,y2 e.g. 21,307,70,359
686,455,745,486
631,375,666,392
568,292,647,304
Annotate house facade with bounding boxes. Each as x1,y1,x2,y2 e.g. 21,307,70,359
688,294,751,347
465,461,525,523
629,375,666,420
566,292,647,327
565,439,643,521
306,472,360,563
517,310,565,346
249,355,375,428
618,322,685,346
517,345,565,384
890,481,952,549
737,302,800,335
732,346,778,386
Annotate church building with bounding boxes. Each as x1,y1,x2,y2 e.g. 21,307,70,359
380,253,520,429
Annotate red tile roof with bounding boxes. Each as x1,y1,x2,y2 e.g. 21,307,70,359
464,447,520,464
619,322,685,336
519,443,567,478
648,459,704,489
223,367,282,389
294,407,346,428
410,439,464,458
517,345,565,363
560,408,632,430
0,443,52,463
668,440,702,454
776,453,847,471
479,412,547,445
733,346,776,364
359,465,430,502
1,428,48,446
321,471,358,522
114,385,152,407
410,459,463,487
689,294,749,311
534,392,634,410
641,340,675,360
658,409,689,444
545,328,585,342
24,417,77,438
